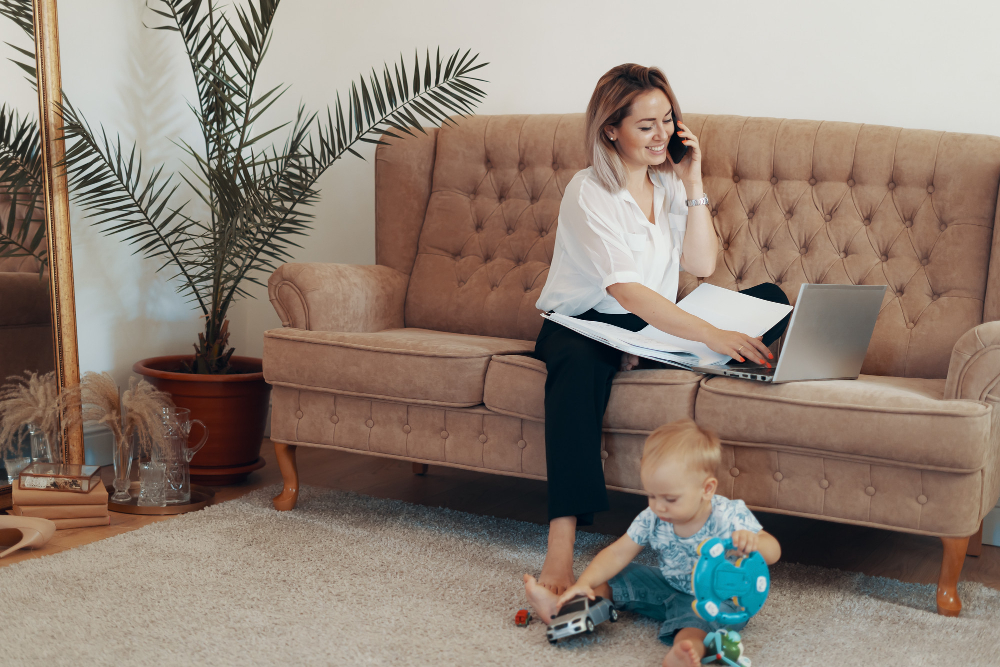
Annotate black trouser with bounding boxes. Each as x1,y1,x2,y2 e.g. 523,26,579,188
533,282,791,526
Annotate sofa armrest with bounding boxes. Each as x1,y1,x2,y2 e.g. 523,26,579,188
267,263,408,332
945,321,1000,401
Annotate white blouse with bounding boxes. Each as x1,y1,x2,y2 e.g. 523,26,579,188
536,166,689,316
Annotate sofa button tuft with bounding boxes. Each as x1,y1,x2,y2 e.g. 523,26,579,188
552,163,559,170
540,230,547,237
917,494,928,505
880,254,888,262
507,228,514,235
888,182,895,190
809,178,817,185
785,212,792,220
939,223,947,231
518,163,525,170
402,425,411,434
819,479,830,489
711,209,718,217
747,211,754,219
773,472,783,482
824,214,832,222
799,247,807,255
600,450,609,460
770,177,778,185
458,281,465,287
865,486,876,496
906,322,915,329
441,430,449,439
722,242,729,250
365,419,374,428
479,434,488,443
931,293,939,301
733,175,740,183
921,258,929,266
927,185,935,194
331,415,339,424
730,467,740,477
839,251,847,258
904,220,912,228
295,410,303,419
848,179,855,187
863,218,870,226
517,439,527,449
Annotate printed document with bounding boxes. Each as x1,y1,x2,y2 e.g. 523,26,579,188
542,284,793,369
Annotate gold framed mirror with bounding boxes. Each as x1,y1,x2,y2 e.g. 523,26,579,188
0,0,81,471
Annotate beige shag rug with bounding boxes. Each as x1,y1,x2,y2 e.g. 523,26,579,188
0,485,997,666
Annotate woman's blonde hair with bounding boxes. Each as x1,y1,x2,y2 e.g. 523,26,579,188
640,419,721,478
585,64,683,193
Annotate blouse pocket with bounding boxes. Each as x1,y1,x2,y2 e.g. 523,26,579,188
624,232,647,252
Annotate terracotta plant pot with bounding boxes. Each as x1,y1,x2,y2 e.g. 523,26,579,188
133,355,271,485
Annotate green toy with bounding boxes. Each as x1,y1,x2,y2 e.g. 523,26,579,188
702,629,750,667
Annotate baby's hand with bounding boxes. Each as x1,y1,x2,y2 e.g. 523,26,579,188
557,582,597,608
731,530,759,557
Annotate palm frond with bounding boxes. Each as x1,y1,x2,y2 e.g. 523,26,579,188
60,0,488,372
0,104,45,267
0,0,36,86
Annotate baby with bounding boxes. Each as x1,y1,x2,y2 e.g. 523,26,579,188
524,418,781,667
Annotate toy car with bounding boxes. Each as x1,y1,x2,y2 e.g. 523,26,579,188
545,595,618,644
514,609,532,627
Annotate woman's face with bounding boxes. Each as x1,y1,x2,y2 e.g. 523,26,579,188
604,88,674,170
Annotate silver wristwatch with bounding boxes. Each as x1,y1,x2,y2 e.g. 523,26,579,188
686,194,710,207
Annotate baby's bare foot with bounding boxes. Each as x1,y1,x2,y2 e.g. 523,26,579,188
662,640,701,667
523,574,563,625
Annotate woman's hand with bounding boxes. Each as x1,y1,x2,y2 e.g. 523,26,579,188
620,353,640,371
704,328,773,365
671,121,702,186
557,581,598,608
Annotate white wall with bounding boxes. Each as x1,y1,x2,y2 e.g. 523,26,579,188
3,0,1000,384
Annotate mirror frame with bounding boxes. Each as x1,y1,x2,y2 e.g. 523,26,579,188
32,0,82,464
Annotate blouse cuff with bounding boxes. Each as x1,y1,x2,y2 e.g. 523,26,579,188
601,271,643,290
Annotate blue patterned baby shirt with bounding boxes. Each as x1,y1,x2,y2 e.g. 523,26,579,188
626,495,763,596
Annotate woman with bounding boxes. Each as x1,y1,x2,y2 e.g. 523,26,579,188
528,64,789,594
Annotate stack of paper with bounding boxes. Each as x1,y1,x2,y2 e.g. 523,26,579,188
544,284,793,369
9,480,111,529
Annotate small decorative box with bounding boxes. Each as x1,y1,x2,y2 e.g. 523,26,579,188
18,462,102,493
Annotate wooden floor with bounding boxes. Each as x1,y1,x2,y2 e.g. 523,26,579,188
3,439,1000,593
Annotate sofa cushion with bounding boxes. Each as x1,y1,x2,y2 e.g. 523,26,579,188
263,328,534,408
483,354,702,430
695,374,992,471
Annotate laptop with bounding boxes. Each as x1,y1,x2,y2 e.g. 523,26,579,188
692,284,886,383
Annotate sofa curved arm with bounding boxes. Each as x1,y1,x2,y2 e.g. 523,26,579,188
944,321,1000,401
267,263,408,332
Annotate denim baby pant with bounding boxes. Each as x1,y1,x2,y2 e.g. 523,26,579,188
607,562,747,645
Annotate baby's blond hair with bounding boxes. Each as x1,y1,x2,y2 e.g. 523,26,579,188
640,419,722,478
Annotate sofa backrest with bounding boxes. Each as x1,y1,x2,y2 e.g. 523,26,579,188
378,114,1000,379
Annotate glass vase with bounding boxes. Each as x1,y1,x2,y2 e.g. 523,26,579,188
27,423,54,463
111,433,134,503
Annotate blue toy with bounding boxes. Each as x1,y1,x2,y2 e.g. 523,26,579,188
691,537,770,626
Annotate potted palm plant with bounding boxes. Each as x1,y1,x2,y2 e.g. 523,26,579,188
56,0,488,483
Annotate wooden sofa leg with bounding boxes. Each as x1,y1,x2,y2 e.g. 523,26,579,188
937,535,971,616
967,522,984,558
412,463,429,476
272,443,299,511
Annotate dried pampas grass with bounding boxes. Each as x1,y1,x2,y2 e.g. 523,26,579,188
78,372,175,460
0,371,177,464
0,371,62,459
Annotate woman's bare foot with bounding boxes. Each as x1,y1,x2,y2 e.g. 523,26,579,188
662,640,702,667
537,516,577,594
522,574,564,624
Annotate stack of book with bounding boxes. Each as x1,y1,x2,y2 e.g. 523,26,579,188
7,463,110,529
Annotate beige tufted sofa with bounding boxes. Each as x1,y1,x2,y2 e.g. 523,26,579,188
263,113,1000,617
0,193,53,381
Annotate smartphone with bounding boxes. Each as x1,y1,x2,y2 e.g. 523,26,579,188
667,125,687,164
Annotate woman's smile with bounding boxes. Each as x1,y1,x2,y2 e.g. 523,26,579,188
647,143,665,155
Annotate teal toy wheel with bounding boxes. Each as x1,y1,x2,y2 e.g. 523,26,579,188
691,537,770,626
